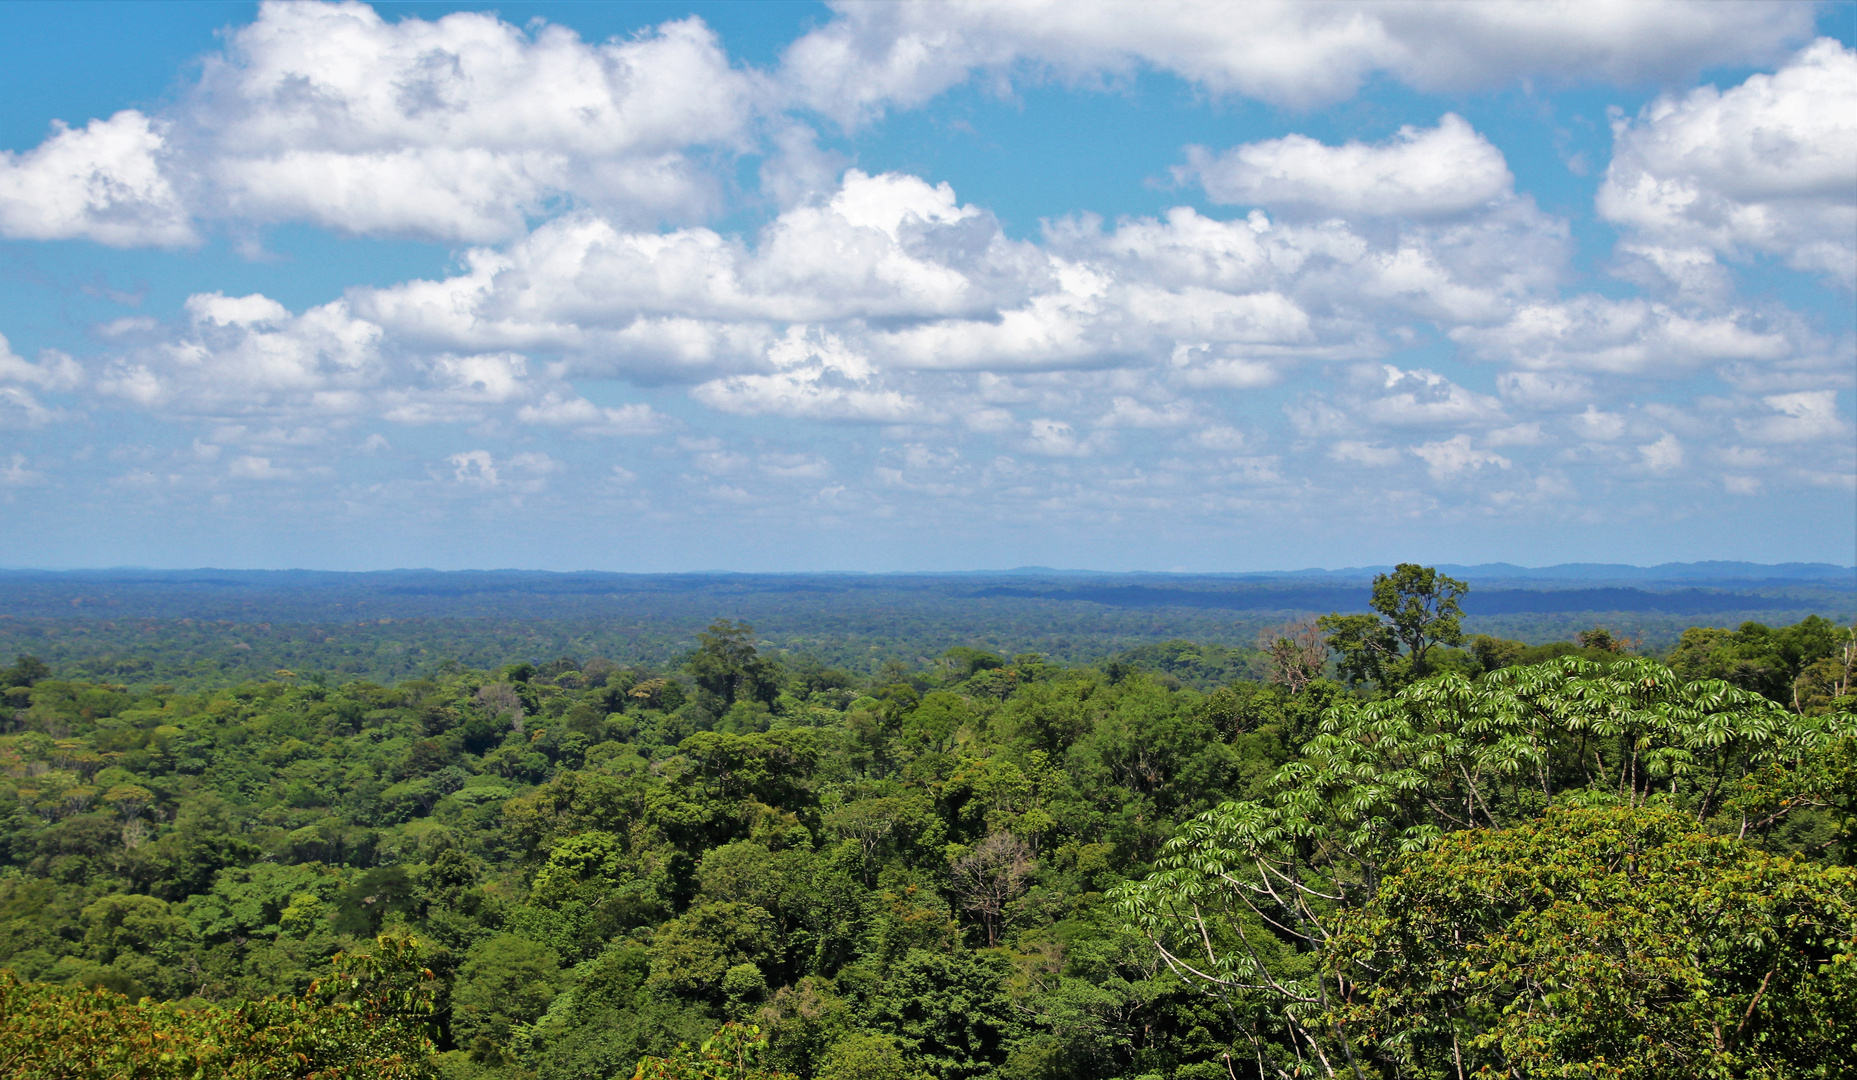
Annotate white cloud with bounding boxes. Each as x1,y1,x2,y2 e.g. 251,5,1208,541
0,383,67,428
1096,396,1195,429
1485,423,1544,447
1495,371,1593,409
691,326,922,421
0,111,194,246
448,449,499,487
1452,297,1791,375
1329,440,1402,467
188,2,759,241
1736,390,1848,443
1023,417,1099,457
516,395,675,435
1571,406,1627,441
1598,38,1857,290
332,165,1575,412
446,448,558,491
963,407,1015,433
1359,365,1506,428
1638,432,1684,474
92,290,588,427
1168,347,1281,390
229,454,291,480
0,4,767,248
354,170,1045,373
759,452,832,480
1188,425,1249,451
691,368,921,422
779,0,1811,123
0,337,85,392
187,292,292,328
1183,114,1512,218
98,293,385,412
0,453,45,486
1411,433,1511,479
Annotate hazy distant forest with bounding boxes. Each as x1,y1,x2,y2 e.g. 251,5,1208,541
1,565,1853,1079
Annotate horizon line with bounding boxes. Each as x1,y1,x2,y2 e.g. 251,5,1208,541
2,560,1853,576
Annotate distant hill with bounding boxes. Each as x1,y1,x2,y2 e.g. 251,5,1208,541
967,583,1824,616
0,565,1848,690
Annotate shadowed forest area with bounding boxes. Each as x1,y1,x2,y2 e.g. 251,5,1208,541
0,565,1852,1079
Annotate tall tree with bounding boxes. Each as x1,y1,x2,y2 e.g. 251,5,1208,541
691,619,780,707
1319,563,1468,687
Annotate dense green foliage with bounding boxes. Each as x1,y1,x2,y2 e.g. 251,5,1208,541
0,592,1851,1079
1328,806,1856,1078
0,933,440,1078
1116,578,1856,1078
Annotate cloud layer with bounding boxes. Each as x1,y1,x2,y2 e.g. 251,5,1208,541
780,0,1815,121
0,3,1849,565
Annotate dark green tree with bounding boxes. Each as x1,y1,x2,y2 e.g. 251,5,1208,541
1,655,49,688
1319,563,1468,687
692,620,780,707
1328,805,1857,1078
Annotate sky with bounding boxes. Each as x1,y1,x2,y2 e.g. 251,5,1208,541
0,1,1852,572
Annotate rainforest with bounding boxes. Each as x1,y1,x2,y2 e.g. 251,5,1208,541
0,567,1853,1080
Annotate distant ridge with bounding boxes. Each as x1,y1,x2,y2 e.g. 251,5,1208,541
0,564,1849,624
988,562,1855,584
1,561,1851,583
967,584,1819,616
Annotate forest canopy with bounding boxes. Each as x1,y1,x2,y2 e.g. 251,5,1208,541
0,573,1852,1079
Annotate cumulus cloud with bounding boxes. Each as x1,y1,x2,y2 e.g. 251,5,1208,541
1571,405,1628,442
97,292,386,413
515,395,676,436
780,0,1812,123
1638,432,1684,474
510,167,1553,379
1599,38,1857,290
0,111,195,246
446,448,559,492
1329,440,1402,467
1411,433,1511,479
1358,365,1507,428
1096,395,1196,429
186,2,760,240
0,334,84,428
1451,297,1792,375
228,454,291,480
0,2,763,247
1023,417,1103,457
1495,371,1593,409
1183,114,1512,219
1736,390,1849,444
0,336,85,392
691,326,922,422
354,170,1044,374
91,289,575,426
0,387,63,429
348,166,1567,389
0,0,1825,265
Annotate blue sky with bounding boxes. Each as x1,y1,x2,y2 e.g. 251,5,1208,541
0,0,1852,571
